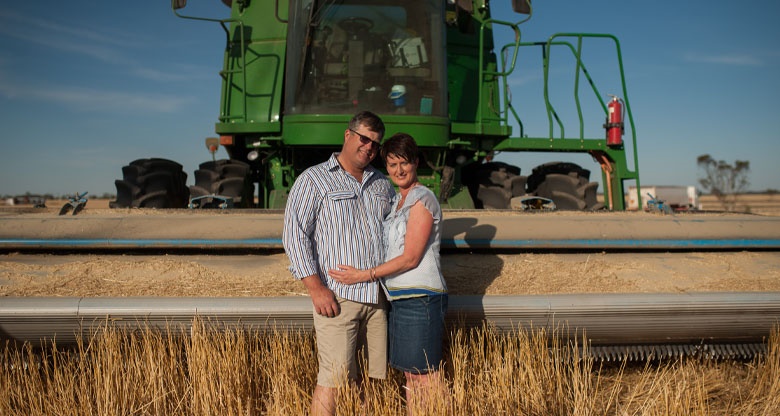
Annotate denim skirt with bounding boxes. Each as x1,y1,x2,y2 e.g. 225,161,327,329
388,294,448,374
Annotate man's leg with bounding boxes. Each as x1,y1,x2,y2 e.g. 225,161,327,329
311,298,363,416
311,385,336,416
364,293,388,380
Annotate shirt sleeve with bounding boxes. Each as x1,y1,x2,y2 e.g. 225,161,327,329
406,186,442,223
283,172,321,280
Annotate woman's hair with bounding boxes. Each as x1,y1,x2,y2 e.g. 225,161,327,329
380,132,418,163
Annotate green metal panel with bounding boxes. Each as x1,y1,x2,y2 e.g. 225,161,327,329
493,137,609,152
217,2,288,135
281,114,450,147
446,5,497,128
215,122,280,135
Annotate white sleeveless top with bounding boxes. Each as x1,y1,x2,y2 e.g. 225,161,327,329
381,185,447,300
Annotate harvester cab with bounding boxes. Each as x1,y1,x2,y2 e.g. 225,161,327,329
111,0,640,211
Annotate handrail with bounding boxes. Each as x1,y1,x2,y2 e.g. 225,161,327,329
477,17,523,128
172,2,248,123
546,33,633,143
491,30,642,210
545,33,641,205
498,33,637,149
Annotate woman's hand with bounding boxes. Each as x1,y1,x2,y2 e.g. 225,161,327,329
329,265,371,285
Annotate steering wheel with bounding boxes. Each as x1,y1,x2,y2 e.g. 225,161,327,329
337,17,374,38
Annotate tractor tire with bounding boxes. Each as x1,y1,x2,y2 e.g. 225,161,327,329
462,161,524,209
110,158,189,208
525,161,590,194
526,162,604,211
189,159,253,208
477,185,512,210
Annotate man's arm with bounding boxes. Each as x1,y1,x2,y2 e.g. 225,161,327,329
283,172,341,317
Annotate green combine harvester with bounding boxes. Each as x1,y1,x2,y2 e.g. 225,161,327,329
112,0,640,211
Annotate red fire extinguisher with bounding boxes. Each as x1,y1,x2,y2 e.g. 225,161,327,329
604,95,625,147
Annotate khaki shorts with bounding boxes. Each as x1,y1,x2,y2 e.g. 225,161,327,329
313,295,387,387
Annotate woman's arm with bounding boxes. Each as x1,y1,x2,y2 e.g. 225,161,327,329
330,201,434,284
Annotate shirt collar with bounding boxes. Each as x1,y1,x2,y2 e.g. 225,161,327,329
327,152,377,180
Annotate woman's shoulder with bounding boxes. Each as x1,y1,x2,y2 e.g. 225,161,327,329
407,185,435,202
408,185,441,218
411,184,433,197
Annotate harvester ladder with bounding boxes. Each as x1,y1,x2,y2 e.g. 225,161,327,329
218,19,249,124
218,24,285,128
174,7,283,128
173,7,249,123
476,14,528,128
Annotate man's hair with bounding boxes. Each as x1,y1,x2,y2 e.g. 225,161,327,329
380,132,418,163
349,111,385,140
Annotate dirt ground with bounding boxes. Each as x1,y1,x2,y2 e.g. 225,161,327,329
6,192,780,215
1,194,779,298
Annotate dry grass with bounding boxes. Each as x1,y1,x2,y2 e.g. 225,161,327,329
699,193,780,216
2,321,779,415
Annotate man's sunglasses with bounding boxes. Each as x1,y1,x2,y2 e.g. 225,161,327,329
350,129,381,150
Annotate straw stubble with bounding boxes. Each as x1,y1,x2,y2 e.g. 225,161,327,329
1,321,778,415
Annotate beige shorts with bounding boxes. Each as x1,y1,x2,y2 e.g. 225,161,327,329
313,295,387,387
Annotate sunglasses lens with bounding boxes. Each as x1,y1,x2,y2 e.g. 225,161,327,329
353,130,380,149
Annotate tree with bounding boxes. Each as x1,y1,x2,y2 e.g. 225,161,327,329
697,154,750,211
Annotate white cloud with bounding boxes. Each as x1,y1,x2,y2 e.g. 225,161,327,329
507,73,542,87
684,53,762,66
0,12,134,66
0,9,141,48
0,9,209,114
0,81,193,113
132,64,212,82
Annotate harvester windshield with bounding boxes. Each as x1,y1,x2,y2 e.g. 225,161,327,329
285,0,447,117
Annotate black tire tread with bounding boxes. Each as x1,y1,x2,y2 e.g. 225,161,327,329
111,158,189,208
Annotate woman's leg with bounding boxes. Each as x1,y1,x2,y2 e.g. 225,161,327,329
389,295,449,414
404,370,448,415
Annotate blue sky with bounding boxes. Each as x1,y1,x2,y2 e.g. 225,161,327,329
1,0,778,198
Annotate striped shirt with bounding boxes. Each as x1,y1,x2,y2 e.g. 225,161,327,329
283,153,395,304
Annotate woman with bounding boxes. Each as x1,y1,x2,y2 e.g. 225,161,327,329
330,132,448,409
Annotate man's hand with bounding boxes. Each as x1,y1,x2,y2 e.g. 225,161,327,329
302,275,340,317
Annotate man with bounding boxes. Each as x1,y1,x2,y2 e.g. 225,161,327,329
283,111,395,415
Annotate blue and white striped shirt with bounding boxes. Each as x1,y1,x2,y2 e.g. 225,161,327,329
283,153,395,304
